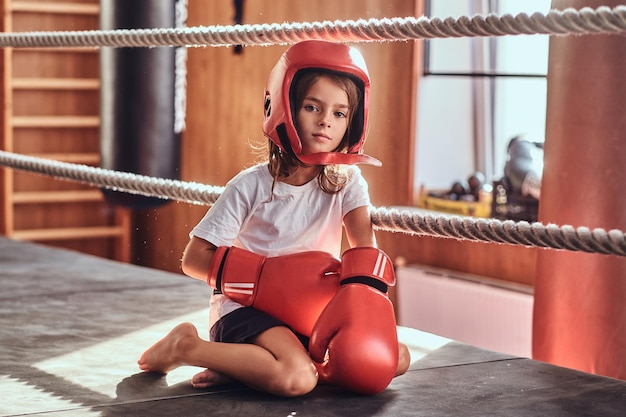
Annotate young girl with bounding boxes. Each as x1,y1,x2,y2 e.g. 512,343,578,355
138,40,410,397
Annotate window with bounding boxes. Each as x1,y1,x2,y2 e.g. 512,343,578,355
414,0,550,193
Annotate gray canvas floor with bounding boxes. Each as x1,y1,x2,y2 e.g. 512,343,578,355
1,237,625,416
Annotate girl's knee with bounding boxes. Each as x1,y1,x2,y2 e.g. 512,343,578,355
269,361,318,397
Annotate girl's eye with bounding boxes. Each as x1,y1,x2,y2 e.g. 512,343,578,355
304,104,318,112
335,111,347,118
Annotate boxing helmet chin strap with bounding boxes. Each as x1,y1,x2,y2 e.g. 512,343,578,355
297,152,381,167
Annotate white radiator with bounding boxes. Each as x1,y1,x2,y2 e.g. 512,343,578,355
396,265,533,358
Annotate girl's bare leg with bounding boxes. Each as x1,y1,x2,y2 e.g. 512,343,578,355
138,322,317,397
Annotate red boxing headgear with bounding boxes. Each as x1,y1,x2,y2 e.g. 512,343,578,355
262,40,381,166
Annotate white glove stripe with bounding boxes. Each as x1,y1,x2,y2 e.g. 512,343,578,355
224,283,255,289
372,252,387,278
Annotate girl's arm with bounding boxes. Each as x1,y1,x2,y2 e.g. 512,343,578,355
343,205,377,248
181,236,217,281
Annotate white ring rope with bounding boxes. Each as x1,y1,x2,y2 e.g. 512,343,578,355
2,7,626,257
0,150,224,207
1,150,625,257
0,6,625,48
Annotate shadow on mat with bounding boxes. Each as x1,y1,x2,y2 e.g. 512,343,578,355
115,371,246,400
104,372,398,417
4,364,396,416
5,365,113,409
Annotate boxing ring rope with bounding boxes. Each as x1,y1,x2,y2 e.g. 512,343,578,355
2,150,625,257
1,5,626,257
0,5,624,48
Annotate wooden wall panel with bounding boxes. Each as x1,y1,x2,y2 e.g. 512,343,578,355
133,0,419,272
13,127,99,154
13,90,99,115
392,234,537,287
11,13,97,31
1,0,130,261
12,50,99,78
14,202,114,229
12,171,92,192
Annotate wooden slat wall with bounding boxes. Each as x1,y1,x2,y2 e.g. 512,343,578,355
0,0,131,261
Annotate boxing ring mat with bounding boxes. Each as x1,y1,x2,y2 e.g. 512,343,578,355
0,237,624,416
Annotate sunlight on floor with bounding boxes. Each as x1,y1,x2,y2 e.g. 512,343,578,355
30,316,450,400
33,309,211,399
397,326,451,366
0,308,451,417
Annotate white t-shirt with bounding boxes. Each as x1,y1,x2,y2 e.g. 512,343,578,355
190,163,371,328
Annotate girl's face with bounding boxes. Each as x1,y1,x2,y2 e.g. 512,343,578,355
296,76,350,156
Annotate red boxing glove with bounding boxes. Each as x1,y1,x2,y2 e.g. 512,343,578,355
207,246,341,337
309,247,399,395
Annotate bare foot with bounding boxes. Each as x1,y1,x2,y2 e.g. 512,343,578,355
191,368,236,389
137,322,199,374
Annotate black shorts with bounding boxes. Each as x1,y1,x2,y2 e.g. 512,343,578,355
210,306,309,348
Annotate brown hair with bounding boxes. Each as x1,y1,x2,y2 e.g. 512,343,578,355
267,71,360,194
